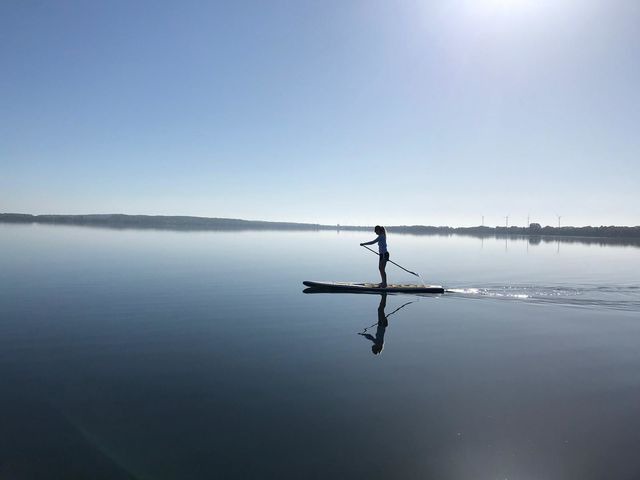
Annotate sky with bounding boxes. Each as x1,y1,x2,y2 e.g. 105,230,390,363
1,0,638,227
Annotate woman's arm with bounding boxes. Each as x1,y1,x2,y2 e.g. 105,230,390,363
360,236,380,246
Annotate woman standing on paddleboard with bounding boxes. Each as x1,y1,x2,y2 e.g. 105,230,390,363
360,225,389,288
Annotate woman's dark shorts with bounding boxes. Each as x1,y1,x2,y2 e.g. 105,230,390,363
379,252,390,263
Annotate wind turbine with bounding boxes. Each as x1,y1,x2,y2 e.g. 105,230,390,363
556,214,562,229
505,215,509,228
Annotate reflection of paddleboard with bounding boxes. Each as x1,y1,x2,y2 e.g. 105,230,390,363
302,281,445,294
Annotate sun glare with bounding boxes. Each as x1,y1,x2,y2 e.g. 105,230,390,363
486,0,532,9
458,0,540,25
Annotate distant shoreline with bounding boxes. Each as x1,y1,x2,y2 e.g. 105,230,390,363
1,213,639,241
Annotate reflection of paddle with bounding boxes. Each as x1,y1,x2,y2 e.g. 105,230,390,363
359,300,415,334
361,245,426,286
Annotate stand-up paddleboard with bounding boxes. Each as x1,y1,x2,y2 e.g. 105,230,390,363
303,281,445,294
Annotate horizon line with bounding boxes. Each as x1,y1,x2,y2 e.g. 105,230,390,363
1,212,638,229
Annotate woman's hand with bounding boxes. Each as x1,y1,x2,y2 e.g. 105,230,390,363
359,243,365,246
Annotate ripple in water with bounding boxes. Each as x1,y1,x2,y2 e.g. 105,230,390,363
445,284,640,312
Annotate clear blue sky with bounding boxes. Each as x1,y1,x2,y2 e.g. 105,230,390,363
1,0,638,226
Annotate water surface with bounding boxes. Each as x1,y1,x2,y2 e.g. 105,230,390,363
1,225,639,479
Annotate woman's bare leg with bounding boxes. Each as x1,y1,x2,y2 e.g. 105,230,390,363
379,258,388,287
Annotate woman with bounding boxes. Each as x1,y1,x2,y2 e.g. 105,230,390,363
360,225,389,288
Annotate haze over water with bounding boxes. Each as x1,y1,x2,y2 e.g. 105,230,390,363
1,224,639,479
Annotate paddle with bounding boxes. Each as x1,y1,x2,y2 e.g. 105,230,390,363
360,245,427,286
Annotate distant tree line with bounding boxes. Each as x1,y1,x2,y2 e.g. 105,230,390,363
0,213,322,231
1,214,639,239
383,223,640,239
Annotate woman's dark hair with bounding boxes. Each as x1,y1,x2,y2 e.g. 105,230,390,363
374,225,386,235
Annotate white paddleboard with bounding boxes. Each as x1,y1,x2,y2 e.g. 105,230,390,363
303,281,445,294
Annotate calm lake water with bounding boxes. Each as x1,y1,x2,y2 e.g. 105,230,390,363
1,224,639,479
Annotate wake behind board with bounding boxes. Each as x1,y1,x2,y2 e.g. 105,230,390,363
303,281,445,294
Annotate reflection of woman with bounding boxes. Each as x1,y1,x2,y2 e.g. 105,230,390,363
359,294,388,355
360,225,389,288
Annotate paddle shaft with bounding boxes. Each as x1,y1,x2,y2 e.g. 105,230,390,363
361,245,419,277
361,300,415,332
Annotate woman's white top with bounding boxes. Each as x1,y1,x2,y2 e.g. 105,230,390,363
375,234,388,254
